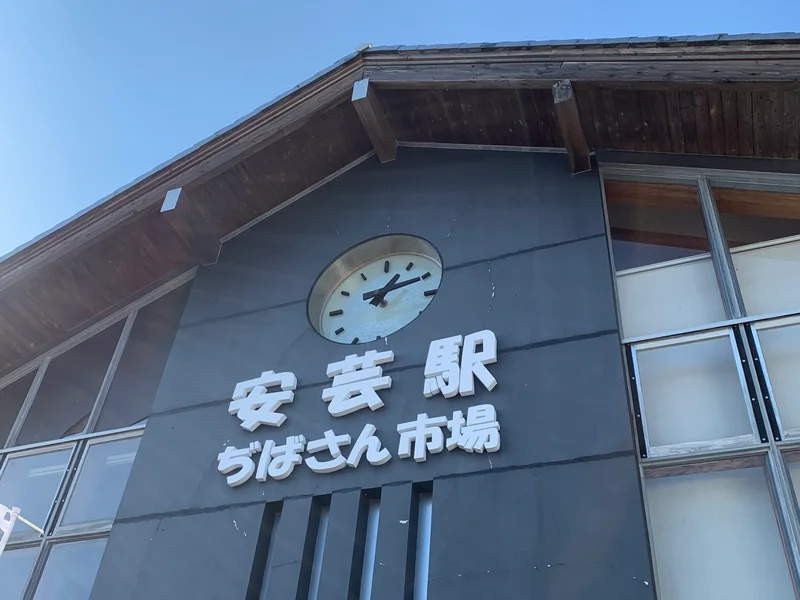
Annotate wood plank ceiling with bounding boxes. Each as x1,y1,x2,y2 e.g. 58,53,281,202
2,38,800,377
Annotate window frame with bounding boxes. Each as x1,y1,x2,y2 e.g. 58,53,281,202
0,270,195,600
631,328,761,457
601,162,800,599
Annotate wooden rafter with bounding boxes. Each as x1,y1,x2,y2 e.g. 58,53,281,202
552,80,591,174
160,188,221,266
351,78,396,163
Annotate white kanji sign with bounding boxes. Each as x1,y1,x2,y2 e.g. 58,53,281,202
218,435,307,487
397,413,448,462
229,370,297,431
322,350,394,417
446,404,500,453
424,330,498,398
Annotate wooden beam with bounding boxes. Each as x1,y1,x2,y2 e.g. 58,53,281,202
363,60,800,91
160,188,221,265
552,80,591,174
351,78,396,163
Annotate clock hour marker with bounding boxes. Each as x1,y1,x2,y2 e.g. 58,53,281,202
329,309,343,316
352,337,359,344
360,273,367,281
421,271,431,280
335,327,344,335
340,291,350,297
424,289,438,297
375,335,381,340
405,261,414,271
384,260,390,273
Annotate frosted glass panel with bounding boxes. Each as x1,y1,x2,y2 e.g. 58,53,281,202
637,335,752,448
758,323,800,432
647,468,794,600
734,239,800,317
617,257,725,339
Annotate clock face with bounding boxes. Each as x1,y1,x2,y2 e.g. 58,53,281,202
309,236,443,344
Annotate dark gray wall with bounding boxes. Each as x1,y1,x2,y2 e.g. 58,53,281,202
91,148,655,600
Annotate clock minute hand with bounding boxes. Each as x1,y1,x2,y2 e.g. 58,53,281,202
362,274,400,302
365,276,422,305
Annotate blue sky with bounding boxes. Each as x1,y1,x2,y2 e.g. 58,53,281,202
1,0,799,257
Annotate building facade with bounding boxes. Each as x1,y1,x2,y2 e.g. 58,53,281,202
0,34,800,600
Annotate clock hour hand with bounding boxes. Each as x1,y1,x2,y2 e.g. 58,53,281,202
362,273,400,304
364,276,422,305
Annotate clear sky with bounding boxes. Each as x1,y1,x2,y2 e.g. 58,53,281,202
1,0,798,257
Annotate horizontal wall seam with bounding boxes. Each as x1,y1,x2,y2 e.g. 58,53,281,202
113,449,634,525
177,232,608,330
148,327,618,419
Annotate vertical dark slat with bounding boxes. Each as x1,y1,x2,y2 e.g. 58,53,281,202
247,505,281,600
625,346,648,459
721,91,740,155
261,496,320,600
679,91,699,154
732,326,769,444
601,89,623,148
528,90,557,146
612,90,641,151
664,91,685,153
753,90,781,158
692,90,712,154
707,91,726,156
371,484,418,600
638,91,659,152
588,88,611,149
317,490,370,600
512,89,535,146
575,88,599,149
651,92,673,153
744,326,782,442
738,91,755,156
783,91,800,159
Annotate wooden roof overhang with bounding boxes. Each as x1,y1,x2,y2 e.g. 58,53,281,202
2,34,800,377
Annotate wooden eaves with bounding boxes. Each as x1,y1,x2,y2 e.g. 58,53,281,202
1,33,800,377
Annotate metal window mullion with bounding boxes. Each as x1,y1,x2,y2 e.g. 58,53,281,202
85,310,137,434
696,174,746,320
20,440,85,600
736,324,800,595
5,358,50,448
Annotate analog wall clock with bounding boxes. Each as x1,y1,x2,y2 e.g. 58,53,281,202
308,235,443,343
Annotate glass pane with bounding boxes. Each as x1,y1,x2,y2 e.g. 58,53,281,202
59,437,140,529
33,538,107,600
757,322,800,433
0,546,38,600
0,448,71,541
97,284,189,431
732,239,800,317
606,185,709,272
647,467,794,600
636,335,752,448
616,257,725,339
718,188,800,249
0,372,34,447
17,322,123,446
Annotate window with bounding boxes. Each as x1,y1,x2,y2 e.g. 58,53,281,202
646,464,795,599
0,278,191,599
606,181,724,339
606,166,800,598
